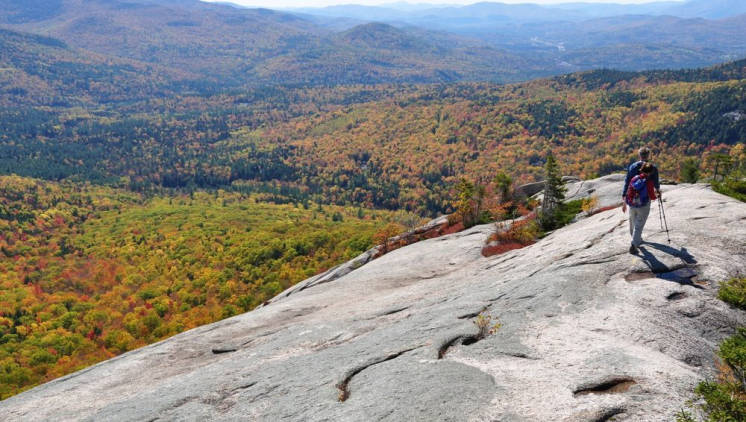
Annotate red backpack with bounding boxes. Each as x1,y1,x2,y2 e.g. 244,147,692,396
626,174,650,207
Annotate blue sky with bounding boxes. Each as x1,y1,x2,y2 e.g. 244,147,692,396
203,1,684,9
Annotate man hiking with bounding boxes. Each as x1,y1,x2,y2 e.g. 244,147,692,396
622,147,662,254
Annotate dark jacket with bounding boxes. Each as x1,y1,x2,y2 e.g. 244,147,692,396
622,161,660,198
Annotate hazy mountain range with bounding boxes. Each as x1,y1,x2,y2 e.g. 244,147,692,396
289,0,746,72
291,0,746,23
0,0,552,88
0,0,745,91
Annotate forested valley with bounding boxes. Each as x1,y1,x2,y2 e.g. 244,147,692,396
3,59,746,215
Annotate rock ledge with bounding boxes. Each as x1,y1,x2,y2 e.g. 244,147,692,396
1,178,745,422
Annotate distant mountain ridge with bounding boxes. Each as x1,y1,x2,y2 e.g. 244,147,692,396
555,56,746,89
667,0,746,19
290,0,746,22
2,0,744,89
0,0,547,87
287,0,746,74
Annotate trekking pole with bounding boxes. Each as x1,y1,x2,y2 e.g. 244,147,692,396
658,198,671,243
658,196,664,231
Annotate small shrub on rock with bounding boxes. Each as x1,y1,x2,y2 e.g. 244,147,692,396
540,199,583,231
482,218,542,257
693,378,746,422
581,195,599,216
718,328,746,389
452,178,490,228
503,219,542,245
713,179,746,202
473,312,501,339
372,223,405,254
683,283,746,421
681,348,746,421
718,277,746,310
675,409,697,422
555,199,584,227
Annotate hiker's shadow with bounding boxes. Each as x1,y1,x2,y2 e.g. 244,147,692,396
643,242,697,264
637,242,701,288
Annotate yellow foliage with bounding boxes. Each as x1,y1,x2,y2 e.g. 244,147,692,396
581,196,599,216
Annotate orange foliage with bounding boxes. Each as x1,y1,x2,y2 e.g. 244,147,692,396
481,242,526,257
482,218,540,257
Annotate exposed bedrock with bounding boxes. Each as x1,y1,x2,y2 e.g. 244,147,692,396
2,179,745,421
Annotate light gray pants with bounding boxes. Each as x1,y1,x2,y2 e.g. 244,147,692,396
629,202,651,247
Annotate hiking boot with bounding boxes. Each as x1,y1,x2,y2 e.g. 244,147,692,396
629,244,638,254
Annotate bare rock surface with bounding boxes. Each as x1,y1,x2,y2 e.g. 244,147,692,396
2,179,746,421
515,181,546,198
565,173,626,208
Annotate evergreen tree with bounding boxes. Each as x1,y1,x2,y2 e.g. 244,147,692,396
494,172,513,204
680,158,700,183
540,153,566,230
731,144,745,175
709,153,734,181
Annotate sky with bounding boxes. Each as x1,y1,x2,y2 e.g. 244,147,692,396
203,0,683,9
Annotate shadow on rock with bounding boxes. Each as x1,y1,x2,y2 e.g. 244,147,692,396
635,244,702,288
643,242,697,264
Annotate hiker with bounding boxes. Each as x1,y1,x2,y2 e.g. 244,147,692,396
622,147,662,253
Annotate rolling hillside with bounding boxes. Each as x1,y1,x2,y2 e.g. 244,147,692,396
1,51,744,215
0,0,542,87
292,1,746,74
667,0,746,19
3,0,745,86
0,27,175,107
